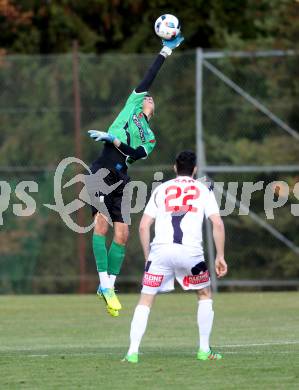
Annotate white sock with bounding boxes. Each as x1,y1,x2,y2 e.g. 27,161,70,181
109,274,117,288
128,305,150,355
197,299,214,352
98,272,111,289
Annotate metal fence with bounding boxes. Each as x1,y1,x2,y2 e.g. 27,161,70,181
197,49,299,290
0,46,298,293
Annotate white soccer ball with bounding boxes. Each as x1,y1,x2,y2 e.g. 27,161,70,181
154,14,181,40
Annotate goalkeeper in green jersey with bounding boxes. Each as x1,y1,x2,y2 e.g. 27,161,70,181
88,34,184,317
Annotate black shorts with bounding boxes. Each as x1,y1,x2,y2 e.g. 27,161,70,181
90,168,130,223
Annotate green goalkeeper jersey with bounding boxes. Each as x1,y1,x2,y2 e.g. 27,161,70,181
107,90,156,165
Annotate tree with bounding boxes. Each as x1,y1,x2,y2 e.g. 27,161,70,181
0,1,298,54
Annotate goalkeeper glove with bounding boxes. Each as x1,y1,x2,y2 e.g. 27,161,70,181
88,130,116,142
160,33,184,57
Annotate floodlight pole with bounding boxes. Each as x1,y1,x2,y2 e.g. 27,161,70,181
196,48,218,292
72,40,87,294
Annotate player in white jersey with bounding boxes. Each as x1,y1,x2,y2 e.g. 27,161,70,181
123,150,228,363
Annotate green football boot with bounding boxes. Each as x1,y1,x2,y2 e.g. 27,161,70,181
197,348,223,361
122,353,139,364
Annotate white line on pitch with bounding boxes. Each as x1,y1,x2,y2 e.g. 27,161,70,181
30,354,49,357
217,341,299,347
1,340,299,358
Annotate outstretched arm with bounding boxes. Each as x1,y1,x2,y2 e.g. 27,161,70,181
87,36,183,152
135,53,166,93
135,34,184,93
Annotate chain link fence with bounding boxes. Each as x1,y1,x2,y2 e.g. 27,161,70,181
0,48,298,293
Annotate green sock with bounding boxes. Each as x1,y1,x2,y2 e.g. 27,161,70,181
107,241,126,276
92,234,108,272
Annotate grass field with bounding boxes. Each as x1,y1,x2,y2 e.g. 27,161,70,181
0,292,298,389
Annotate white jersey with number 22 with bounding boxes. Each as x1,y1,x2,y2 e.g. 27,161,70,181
144,176,220,254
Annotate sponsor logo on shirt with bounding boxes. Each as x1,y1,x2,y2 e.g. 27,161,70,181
132,114,146,143
183,271,210,287
143,272,164,287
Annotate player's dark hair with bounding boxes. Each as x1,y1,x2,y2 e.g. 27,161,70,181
175,150,197,176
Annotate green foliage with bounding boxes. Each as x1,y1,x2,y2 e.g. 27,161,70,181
0,0,299,54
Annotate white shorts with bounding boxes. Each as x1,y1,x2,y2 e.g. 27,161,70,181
141,244,211,295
